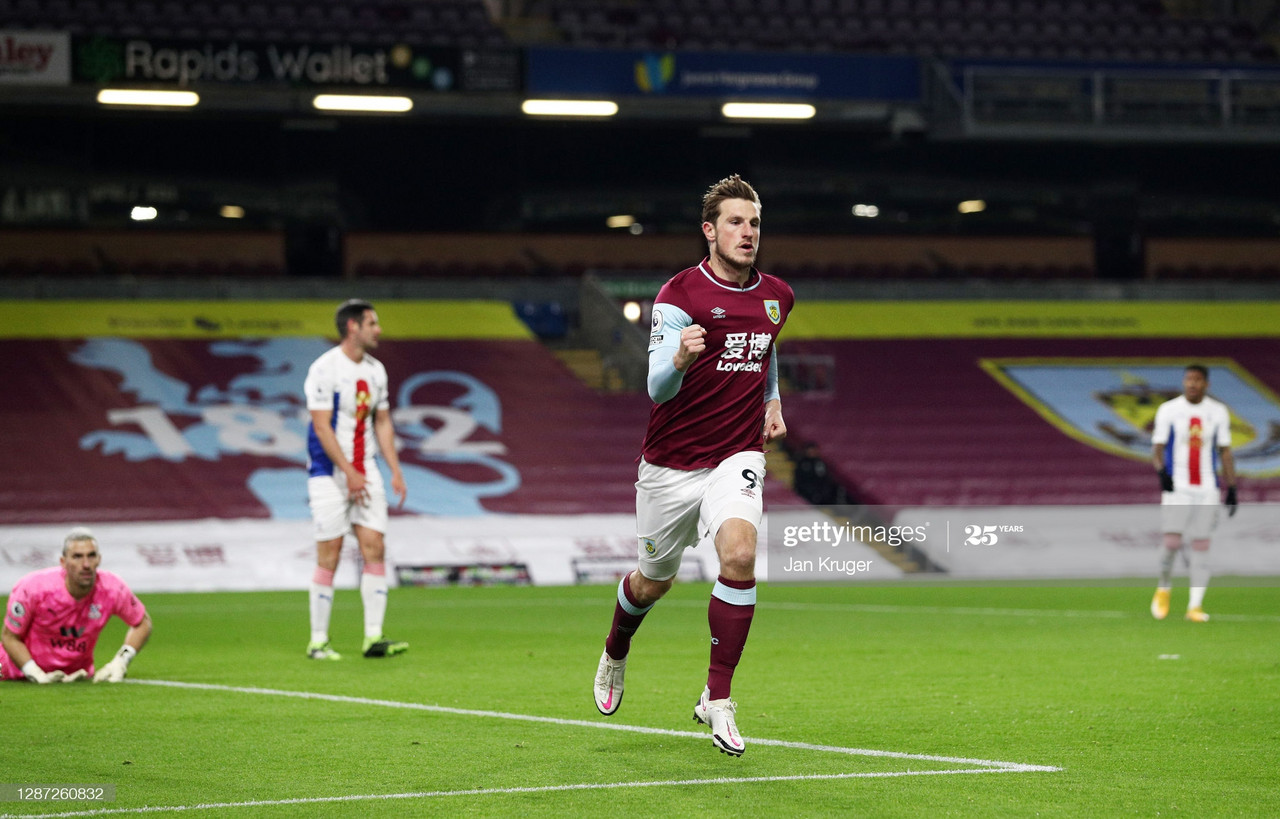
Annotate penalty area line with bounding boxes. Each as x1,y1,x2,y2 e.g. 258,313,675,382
0,768,1035,819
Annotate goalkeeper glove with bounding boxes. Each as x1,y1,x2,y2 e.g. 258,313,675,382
1158,469,1174,492
93,645,137,683
21,660,65,684
62,669,89,682
1225,486,1238,517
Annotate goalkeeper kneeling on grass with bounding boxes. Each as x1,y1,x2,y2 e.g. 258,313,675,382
0,527,151,684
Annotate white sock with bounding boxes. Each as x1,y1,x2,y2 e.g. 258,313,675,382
361,571,388,639
1188,550,1210,609
309,582,334,644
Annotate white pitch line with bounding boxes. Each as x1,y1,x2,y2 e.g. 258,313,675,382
129,679,1060,772
0,681,1059,819
0,768,1027,819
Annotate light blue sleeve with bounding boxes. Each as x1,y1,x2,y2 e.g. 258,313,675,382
647,303,693,404
764,353,780,404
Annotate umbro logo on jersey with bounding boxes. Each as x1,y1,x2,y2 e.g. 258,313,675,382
711,307,727,319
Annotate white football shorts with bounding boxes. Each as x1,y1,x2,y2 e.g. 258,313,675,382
634,450,766,582
1160,486,1222,540
308,469,388,541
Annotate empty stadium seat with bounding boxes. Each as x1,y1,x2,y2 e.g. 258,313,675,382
1,0,511,46
528,0,1277,63
10,0,1273,64
782,336,1280,506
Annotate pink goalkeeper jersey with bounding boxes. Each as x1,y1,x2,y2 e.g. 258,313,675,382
1,567,146,678
642,260,794,470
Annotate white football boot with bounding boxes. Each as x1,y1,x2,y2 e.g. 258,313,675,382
593,650,627,715
693,687,746,756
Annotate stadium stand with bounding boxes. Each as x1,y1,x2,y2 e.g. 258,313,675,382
0,231,288,280
780,337,1280,507
9,228,1280,283
0,230,1108,282
337,233,1102,282
0,0,511,46
11,255,1280,282
0,333,803,524
2,0,1278,528
527,0,1277,62
2,0,1273,61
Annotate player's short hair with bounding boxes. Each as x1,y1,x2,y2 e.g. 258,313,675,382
1185,364,1209,379
335,299,374,339
701,174,761,226
63,526,97,555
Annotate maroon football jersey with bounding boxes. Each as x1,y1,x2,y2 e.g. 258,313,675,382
641,259,794,470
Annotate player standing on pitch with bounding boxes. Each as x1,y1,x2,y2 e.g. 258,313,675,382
0,527,151,683
592,174,793,756
304,299,409,660
1150,364,1238,623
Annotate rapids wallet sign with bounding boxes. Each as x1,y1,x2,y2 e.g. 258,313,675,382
73,36,521,92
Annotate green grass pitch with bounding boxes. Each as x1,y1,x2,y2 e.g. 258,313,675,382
2,581,1278,817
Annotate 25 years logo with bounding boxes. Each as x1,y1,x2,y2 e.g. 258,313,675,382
963,524,1025,546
